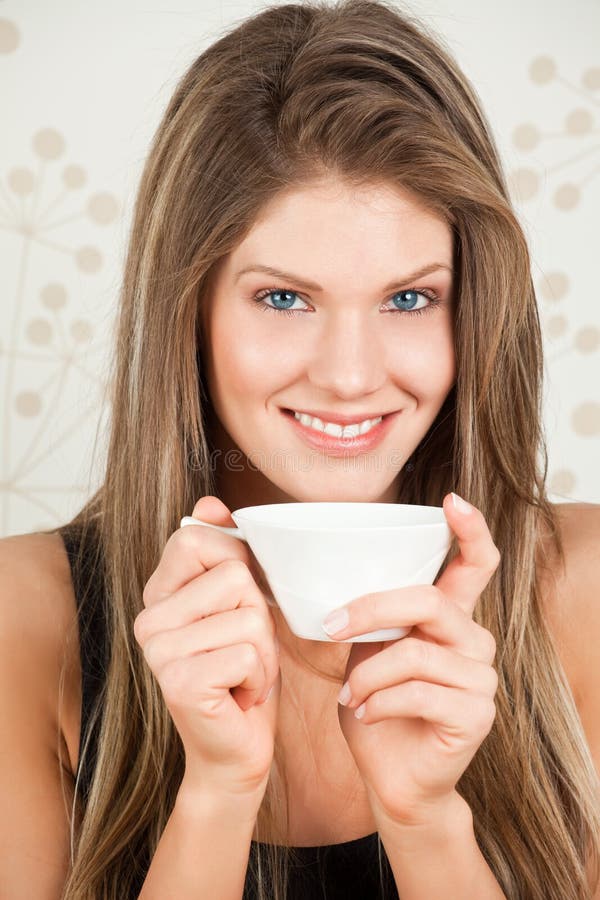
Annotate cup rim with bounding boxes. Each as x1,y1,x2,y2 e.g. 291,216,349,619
231,501,449,532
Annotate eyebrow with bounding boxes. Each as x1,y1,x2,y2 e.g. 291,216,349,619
234,262,453,293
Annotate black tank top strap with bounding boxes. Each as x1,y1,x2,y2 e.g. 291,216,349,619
59,521,109,806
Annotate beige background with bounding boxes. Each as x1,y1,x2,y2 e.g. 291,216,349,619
1,0,599,537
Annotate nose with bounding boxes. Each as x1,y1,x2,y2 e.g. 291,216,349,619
306,309,387,399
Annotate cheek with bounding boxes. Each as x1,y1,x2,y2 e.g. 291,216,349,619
210,309,306,402
387,319,456,398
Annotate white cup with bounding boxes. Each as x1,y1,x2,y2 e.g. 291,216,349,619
180,502,451,643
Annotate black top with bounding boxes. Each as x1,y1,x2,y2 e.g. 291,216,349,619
59,523,398,899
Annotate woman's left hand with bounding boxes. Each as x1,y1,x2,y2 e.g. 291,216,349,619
325,492,500,826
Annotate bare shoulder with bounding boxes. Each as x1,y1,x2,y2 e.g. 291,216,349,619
0,530,82,893
539,501,600,762
0,530,81,775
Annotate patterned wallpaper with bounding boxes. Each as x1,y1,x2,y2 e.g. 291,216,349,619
1,0,599,537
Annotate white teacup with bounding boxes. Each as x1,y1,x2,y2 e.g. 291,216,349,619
180,502,451,643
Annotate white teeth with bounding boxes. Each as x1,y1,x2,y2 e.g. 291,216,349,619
293,411,383,438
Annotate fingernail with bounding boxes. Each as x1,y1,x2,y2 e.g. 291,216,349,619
451,492,472,515
337,682,352,706
322,607,349,635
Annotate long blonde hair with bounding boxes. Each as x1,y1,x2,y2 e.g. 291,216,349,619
51,1,600,896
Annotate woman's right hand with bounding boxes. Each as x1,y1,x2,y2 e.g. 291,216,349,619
134,496,281,806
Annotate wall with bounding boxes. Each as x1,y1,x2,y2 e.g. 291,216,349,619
1,0,598,536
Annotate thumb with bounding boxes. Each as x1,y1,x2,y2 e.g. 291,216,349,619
190,496,276,610
191,494,236,527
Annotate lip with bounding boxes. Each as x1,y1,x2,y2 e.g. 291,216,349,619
284,407,393,426
282,408,400,457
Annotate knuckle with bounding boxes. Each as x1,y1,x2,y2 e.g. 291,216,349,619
133,610,148,646
142,634,163,672
245,607,268,641
239,641,259,669
160,658,189,701
222,557,252,586
478,698,497,733
485,545,501,576
402,637,430,671
477,627,496,662
486,666,499,695
176,523,201,553
142,578,156,609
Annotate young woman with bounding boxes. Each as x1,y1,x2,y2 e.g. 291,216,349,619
1,0,599,897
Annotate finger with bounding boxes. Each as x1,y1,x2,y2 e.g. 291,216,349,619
144,511,255,607
324,584,496,663
136,559,279,696
142,606,278,693
190,496,273,599
190,494,236,522
159,642,267,712
136,558,274,642
341,638,498,710
434,493,501,614
354,680,497,739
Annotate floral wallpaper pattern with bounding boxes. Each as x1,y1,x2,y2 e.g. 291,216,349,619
1,1,598,536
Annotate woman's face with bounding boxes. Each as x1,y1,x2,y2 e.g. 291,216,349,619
202,177,456,505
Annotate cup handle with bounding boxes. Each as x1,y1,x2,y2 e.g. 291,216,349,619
179,516,247,541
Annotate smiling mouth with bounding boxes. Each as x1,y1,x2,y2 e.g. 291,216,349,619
280,408,402,453
282,408,390,438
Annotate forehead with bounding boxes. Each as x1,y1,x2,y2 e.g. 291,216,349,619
218,179,453,284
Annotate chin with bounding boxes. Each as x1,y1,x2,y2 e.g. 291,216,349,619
281,482,397,504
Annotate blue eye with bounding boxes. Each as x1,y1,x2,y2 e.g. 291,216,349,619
389,290,426,311
254,288,306,313
251,286,440,318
